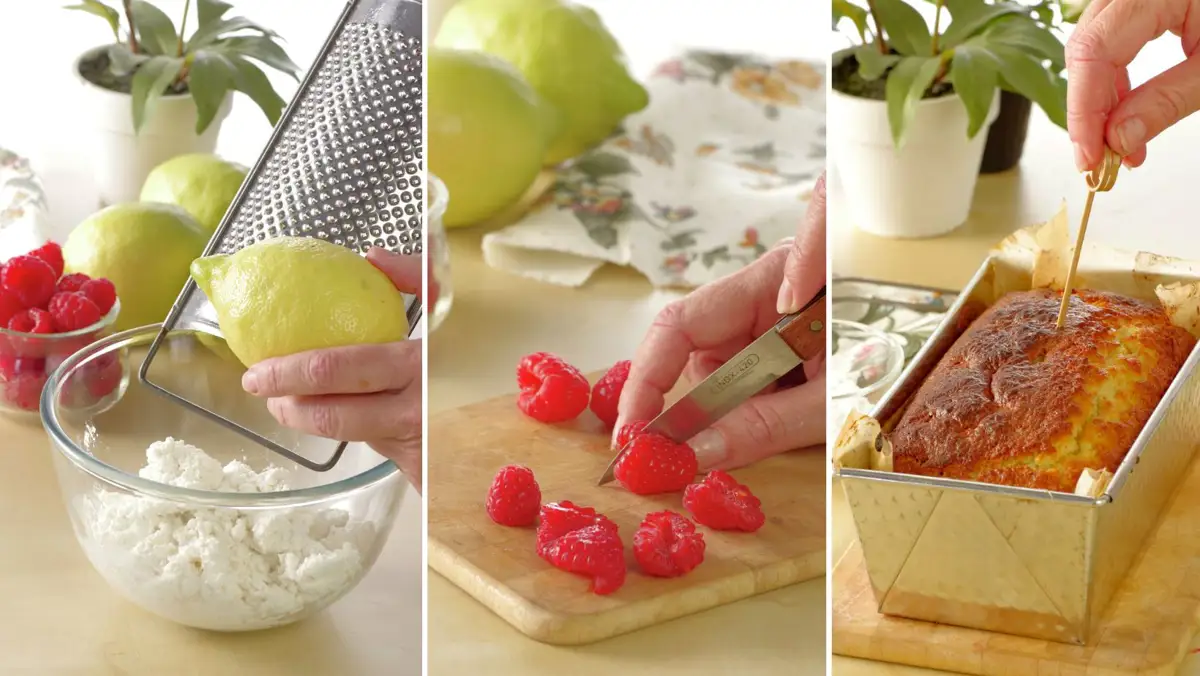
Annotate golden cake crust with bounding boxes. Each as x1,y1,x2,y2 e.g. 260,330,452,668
890,288,1196,492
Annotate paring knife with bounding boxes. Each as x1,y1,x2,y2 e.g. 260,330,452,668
597,286,827,486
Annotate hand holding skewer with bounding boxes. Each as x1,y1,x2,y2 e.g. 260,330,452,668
1056,148,1122,330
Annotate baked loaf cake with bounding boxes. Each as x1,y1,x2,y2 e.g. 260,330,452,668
890,288,1196,492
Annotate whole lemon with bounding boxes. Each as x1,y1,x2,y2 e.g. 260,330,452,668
140,154,247,235
190,237,409,368
63,203,209,331
435,0,649,165
429,48,556,228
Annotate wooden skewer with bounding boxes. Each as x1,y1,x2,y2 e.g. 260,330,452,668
1055,148,1122,330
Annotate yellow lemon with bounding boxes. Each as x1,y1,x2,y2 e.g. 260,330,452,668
140,154,248,236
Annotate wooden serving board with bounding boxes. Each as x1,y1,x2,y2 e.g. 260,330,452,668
832,456,1200,675
427,373,826,646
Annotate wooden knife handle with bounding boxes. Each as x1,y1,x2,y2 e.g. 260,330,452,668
777,294,827,362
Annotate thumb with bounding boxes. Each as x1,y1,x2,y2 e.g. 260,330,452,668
777,172,827,314
686,373,826,472
1107,58,1200,163
366,247,422,296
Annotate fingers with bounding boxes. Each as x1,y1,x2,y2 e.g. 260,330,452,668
266,388,422,443
1065,0,1185,170
777,172,827,314
1106,56,1200,164
368,438,423,494
614,246,789,443
686,373,826,472
367,247,422,295
243,340,420,397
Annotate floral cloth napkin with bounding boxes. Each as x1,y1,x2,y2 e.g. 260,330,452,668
481,50,826,288
0,149,52,259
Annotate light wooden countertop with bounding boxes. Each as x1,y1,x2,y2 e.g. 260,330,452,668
427,227,827,675
829,104,1200,674
0,407,422,675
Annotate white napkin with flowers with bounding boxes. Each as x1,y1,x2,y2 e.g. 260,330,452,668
482,50,826,288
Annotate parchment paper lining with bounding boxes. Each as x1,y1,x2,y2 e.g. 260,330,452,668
833,202,1200,497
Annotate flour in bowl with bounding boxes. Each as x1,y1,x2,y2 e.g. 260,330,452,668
78,437,376,631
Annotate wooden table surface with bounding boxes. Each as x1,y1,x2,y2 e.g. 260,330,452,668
426,225,827,675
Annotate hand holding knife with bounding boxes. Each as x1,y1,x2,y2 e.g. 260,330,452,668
598,286,827,486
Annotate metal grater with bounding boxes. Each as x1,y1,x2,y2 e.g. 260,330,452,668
138,0,424,472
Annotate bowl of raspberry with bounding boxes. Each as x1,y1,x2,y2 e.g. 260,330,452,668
0,242,126,414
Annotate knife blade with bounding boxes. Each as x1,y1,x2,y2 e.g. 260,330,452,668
597,286,827,486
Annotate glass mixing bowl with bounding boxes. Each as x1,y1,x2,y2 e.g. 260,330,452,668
41,325,406,632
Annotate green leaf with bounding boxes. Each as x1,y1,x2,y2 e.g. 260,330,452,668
196,0,233,27
227,55,286,127
212,35,301,79
64,1,121,40
984,43,1066,128
1060,0,1089,23
856,45,900,80
106,43,151,75
187,51,236,134
872,0,932,55
885,56,943,148
833,0,870,39
130,0,179,55
940,0,1025,48
187,16,279,51
984,16,1066,71
130,55,184,134
950,45,998,138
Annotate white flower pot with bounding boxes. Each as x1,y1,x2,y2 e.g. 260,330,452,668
829,86,1000,238
74,47,233,207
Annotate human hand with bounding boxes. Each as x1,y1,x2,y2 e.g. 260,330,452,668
1066,0,1200,171
614,173,827,471
240,247,424,492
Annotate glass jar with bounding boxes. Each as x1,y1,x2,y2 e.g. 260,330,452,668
426,174,452,333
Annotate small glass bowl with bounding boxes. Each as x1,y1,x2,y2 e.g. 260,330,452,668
0,300,123,415
426,174,452,333
41,325,407,631
828,319,905,433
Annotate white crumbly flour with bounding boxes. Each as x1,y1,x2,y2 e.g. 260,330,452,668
79,438,375,631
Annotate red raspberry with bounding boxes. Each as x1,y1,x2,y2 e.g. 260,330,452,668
485,465,541,527
3,371,46,411
615,420,650,449
0,289,24,326
613,432,698,495
48,292,102,332
536,502,626,595
80,278,117,314
56,273,91,293
84,352,124,399
7,308,53,334
516,352,589,423
0,356,45,381
1,255,57,308
633,511,706,577
683,470,766,532
28,242,64,279
589,359,630,429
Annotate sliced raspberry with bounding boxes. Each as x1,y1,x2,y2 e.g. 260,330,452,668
633,511,706,577
516,352,589,423
536,501,625,595
614,431,698,495
56,273,91,294
683,470,766,532
615,420,650,449
589,359,630,429
485,465,541,527
7,308,53,334
80,278,117,314
48,292,102,332
28,242,64,279
3,371,46,411
1,255,57,308
0,289,24,327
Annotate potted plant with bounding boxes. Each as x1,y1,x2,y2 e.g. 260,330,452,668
66,0,300,205
979,0,1081,173
830,0,1067,238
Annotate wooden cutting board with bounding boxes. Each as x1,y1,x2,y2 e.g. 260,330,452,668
832,456,1200,675
427,373,826,646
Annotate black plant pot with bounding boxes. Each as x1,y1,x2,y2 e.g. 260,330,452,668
980,91,1033,174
